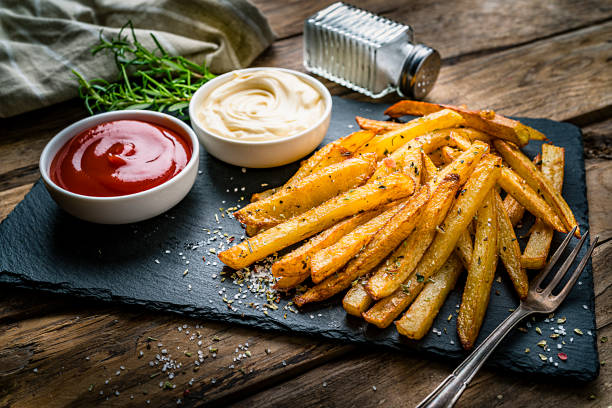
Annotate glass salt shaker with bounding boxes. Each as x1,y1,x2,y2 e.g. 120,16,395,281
303,2,440,99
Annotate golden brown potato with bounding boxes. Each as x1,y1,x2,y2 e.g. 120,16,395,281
422,152,439,183
457,190,499,350
455,229,473,269
235,154,377,232
310,202,405,283
522,144,565,269
503,194,525,227
369,145,423,185
355,116,404,134
271,209,382,290
494,191,528,299
356,109,464,159
218,172,416,270
495,140,578,237
365,173,461,300
250,130,374,203
343,278,374,316
294,186,430,307
395,254,464,340
362,155,502,328
498,166,566,233
384,100,545,146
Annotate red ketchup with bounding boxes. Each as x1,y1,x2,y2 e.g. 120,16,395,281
50,120,191,197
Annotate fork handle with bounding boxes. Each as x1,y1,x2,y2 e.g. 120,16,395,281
417,306,532,408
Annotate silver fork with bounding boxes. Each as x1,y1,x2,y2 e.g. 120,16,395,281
417,226,598,408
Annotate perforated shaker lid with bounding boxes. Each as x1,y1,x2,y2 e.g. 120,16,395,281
398,44,441,99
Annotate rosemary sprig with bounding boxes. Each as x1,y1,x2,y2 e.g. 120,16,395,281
73,21,215,116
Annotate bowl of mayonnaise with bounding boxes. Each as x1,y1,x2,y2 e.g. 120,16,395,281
189,67,332,168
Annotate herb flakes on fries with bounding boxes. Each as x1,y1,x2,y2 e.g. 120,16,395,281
217,100,579,350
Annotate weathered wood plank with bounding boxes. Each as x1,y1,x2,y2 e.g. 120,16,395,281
429,22,612,121
0,291,353,407
252,0,612,61
583,117,612,160
0,184,32,222
228,330,610,408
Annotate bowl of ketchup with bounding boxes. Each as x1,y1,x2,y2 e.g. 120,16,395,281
40,110,199,224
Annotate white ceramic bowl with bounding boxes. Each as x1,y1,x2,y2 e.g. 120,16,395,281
189,67,332,168
39,110,199,224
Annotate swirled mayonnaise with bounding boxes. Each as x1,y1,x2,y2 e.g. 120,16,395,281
198,70,325,141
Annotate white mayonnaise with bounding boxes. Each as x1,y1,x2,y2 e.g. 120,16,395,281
198,70,325,141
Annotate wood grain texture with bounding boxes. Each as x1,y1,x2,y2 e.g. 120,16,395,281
429,22,612,121
252,0,612,60
0,1,611,407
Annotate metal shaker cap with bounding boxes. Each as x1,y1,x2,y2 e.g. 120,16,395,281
398,44,440,99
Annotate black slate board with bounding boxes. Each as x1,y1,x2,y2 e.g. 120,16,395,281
0,97,598,381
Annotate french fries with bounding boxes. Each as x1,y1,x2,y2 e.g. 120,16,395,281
455,230,473,269
355,116,403,134
457,190,499,350
235,154,377,233
219,99,580,351
365,174,460,300
251,130,374,203
503,194,525,227
495,140,579,237
310,202,405,283
218,173,416,270
522,144,565,269
498,166,566,232
384,100,545,146
395,254,464,339
362,155,501,328
272,209,382,290
294,186,430,307
495,191,528,299
356,109,464,158
343,278,374,316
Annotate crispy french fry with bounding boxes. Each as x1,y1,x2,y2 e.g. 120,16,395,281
441,146,457,164
250,130,374,203
457,190,499,350
355,116,404,134
522,144,565,269
503,194,525,227
272,209,383,290
294,186,430,307
365,142,488,299
356,109,464,159
455,127,492,144
494,140,579,237
498,166,566,233
310,202,405,283
365,173,460,299
428,148,445,167
384,100,545,146
449,131,472,150
218,173,416,270
343,278,374,316
422,152,439,183
455,230,473,269
362,155,502,328
369,146,422,184
235,154,377,232
395,254,464,339
495,191,528,299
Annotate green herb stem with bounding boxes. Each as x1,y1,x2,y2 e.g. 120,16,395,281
74,21,215,115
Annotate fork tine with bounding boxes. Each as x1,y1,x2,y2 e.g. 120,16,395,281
552,235,599,304
541,230,589,295
532,226,577,290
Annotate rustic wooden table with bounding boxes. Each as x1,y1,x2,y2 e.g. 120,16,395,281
1,1,611,407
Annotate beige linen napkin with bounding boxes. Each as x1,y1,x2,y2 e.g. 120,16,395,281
0,0,274,118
